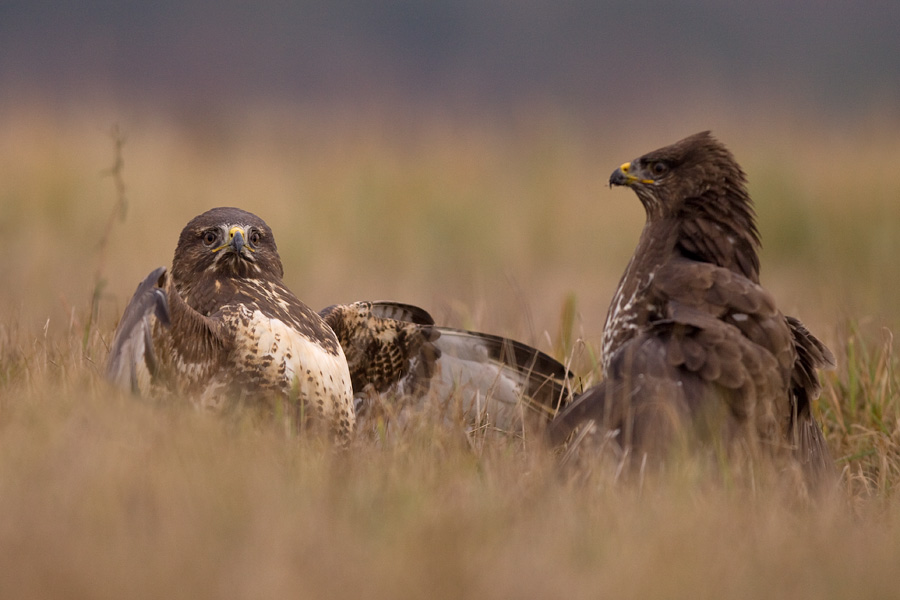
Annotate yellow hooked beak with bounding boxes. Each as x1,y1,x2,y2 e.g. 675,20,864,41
609,162,654,187
213,226,255,253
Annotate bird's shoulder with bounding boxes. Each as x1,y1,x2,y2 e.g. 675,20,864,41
643,258,794,379
218,278,341,355
650,257,776,318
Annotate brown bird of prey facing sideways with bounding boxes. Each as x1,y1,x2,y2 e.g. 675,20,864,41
106,207,573,444
549,132,835,485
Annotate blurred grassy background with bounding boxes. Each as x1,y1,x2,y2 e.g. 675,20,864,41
4,4,900,597
2,100,900,599
4,102,900,352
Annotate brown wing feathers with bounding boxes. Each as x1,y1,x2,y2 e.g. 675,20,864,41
550,132,834,484
108,132,830,478
105,267,170,393
106,208,356,444
319,301,440,397
107,209,573,441
320,301,575,429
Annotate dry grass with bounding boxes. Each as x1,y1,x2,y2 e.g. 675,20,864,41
2,101,900,598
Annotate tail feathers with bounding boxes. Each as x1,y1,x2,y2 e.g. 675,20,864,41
548,383,613,446
796,415,834,480
105,267,170,393
787,315,835,395
786,315,836,486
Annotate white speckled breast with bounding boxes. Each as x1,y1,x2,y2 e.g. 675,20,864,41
237,308,354,427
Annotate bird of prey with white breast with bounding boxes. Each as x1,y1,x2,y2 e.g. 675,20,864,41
107,207,573,443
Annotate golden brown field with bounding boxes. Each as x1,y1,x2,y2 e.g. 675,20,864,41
2,100,900,599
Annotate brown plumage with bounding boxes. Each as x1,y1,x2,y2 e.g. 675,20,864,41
106,207,356,442
320,301,574,434
107,207,574,442
549,132,835,483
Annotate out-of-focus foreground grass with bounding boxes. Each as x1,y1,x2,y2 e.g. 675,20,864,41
1,102,899,599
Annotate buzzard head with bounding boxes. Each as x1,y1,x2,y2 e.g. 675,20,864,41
171,207,285,290
608,131,760,279
609,131,749,220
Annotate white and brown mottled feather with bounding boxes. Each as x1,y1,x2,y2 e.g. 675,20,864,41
320,301,440,401
321,301,575,433
106,207,355,442
108,208,575,441
550,132,835,485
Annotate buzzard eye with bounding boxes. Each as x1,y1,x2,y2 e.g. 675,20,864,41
249,229,261,246
650,161,669,177
202,230,218,246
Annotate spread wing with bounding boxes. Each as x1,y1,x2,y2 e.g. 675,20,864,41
429,327,573,428
321,301,575,433
105,267,171,393
107,271,355,441
319,301,440,400
105,267,233,396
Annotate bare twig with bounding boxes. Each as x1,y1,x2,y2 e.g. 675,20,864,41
84,125,128,350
